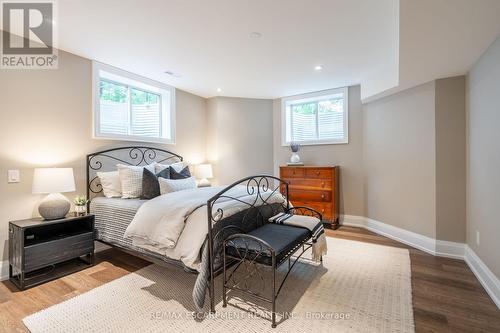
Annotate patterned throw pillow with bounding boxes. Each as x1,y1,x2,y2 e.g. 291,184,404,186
141,167,171,200
117,163,156,199
158,177,197,194
170,166,191,179
155,161,184,174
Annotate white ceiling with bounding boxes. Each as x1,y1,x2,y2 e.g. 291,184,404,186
54,0,500,100
384,0,500,102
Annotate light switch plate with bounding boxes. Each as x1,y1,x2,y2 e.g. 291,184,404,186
8,170,20,183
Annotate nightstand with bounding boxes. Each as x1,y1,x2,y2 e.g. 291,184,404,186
9,214,95,290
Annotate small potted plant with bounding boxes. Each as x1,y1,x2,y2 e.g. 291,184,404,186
73,195,88,216
290,142,301,164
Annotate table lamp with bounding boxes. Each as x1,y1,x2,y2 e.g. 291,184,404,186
32,168,76,220
194,163,213,187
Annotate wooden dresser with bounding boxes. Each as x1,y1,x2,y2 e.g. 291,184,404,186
280,166,339,229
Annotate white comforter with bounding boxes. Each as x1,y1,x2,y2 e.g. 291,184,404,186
124,185,285,271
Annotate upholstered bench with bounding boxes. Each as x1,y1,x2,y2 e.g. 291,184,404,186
222,207,324,328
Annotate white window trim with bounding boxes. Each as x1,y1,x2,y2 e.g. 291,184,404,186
92,61,176,144
281,87,349,146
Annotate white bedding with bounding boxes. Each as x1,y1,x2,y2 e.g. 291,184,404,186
124,185,286,271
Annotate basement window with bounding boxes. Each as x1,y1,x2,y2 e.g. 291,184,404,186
282,87,348,145
92,62,176,144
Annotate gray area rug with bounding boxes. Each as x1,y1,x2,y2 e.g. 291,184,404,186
23,237,414,332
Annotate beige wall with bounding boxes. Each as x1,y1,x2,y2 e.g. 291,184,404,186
272,86,365,216
272,81,466,242
362,78,466,241
0,50,207,263
435,76,466,243
363,82,437,238
0,47,476,270
467,36,500,278
206,96,274,185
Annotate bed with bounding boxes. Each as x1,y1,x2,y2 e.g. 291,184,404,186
86,146,291,313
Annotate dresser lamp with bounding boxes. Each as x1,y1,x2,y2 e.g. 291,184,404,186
194,163,213,187
32,168,76,220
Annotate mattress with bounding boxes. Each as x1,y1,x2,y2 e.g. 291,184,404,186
90,197,153,256
91,197,201,270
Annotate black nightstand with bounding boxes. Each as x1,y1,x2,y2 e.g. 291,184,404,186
9,214,95,290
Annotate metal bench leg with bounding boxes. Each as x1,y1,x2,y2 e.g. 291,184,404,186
222,249,227,308
272,255,277,328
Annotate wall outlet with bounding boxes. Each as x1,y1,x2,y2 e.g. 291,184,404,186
8,170,20,183
476,230,480,246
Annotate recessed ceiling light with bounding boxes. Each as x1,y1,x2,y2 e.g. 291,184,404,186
216,88,222,93
164,70,181,78
314,65,323,71
250,32,262,38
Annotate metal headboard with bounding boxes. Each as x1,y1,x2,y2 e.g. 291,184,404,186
86,146,183,202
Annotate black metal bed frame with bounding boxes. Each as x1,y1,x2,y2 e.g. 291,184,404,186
86,146,183,203
86,146,198,271
85,146,305,315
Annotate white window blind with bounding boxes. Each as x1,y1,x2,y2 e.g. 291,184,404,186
93,62,175,144
282,87,348,145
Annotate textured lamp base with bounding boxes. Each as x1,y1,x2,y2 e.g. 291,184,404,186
38,193,71,220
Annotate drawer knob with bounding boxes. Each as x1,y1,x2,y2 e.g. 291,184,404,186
321,209,325,213
321,194,325,199
321,182,325,187
316,171,320,175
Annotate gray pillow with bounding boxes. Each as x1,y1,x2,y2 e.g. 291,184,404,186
141,167,171,199
170,166,191,179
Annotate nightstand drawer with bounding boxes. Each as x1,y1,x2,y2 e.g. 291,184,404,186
24,232,94,272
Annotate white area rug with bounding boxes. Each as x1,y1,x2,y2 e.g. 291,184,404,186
23,238,414,333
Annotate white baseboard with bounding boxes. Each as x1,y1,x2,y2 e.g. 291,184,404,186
465,246,500,309
0,260,8,281
342,215,464,259
435,239,466,259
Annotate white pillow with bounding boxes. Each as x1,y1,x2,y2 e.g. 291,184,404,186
155,161,184,174
159,177,197,194
96,171,122,198
117,164,156,199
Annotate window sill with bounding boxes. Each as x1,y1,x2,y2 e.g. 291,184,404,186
281,140,348,147
93,134,175,145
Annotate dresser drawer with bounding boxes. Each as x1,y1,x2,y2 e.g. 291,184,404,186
280,167,305,178
284,178,332,190
305,168,333,179
290,201,333,220
289,190,332,203
24,232,94,272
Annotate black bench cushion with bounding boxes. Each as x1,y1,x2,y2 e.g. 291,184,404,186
225,223,311,266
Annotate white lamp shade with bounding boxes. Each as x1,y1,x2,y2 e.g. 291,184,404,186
32,168,76,194
194,164,213,179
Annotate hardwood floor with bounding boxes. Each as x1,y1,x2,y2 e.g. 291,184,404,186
327,227,500,332
0,226,498,332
